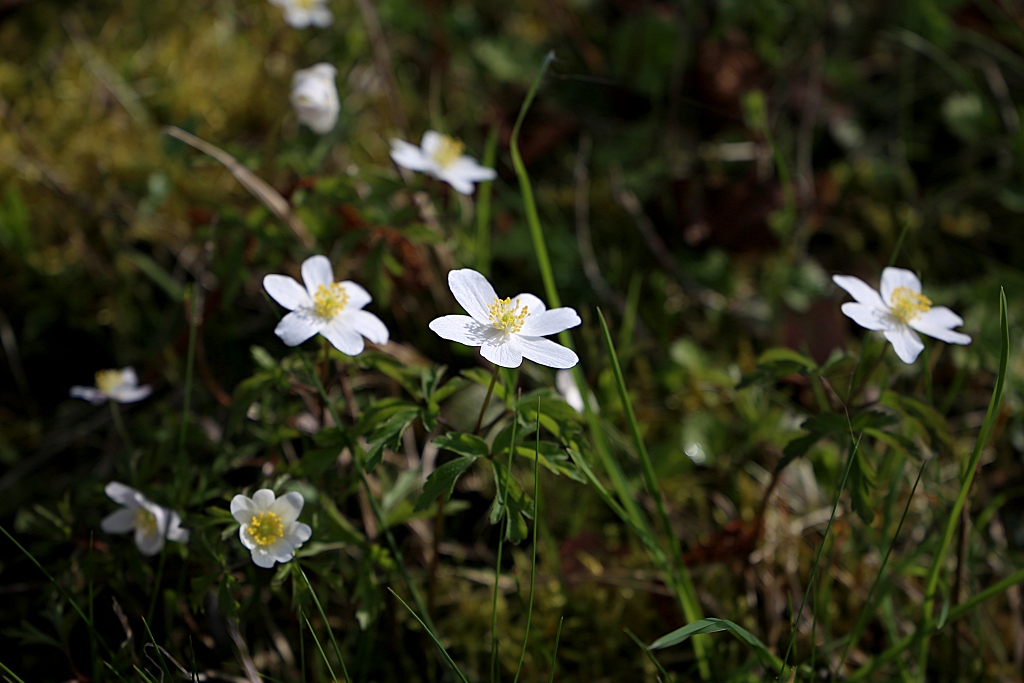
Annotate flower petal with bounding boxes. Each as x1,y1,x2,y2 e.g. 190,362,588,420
70,386,106,404
134,528,165,556
439,174,475,195
555,370,585,413
110,385,152,404
520,307,581,337
840,302,890,331
517,337,579,369
270,491,305,525
165,512,190,543
301,255,335,298
321,319,365,355
480,337,524,368
291,521,312,544
230,494,256,524
250,545,278,568
884,325,925,364
449,157,497,182
421,130,444,156
105,482,141,505
252,489,277,511
390,139,434,172
448,269,498,322
119,367,139,387
275,311,323,346
345,310,389,345
340,281,372,310
880,267,922,305
909,306,971,345
238,525,257,550
100,508,136,534
832,274,886,310
264,274,312,311
266,539,297,564
512,293,546,316
309,5,332,26
428,315,492,347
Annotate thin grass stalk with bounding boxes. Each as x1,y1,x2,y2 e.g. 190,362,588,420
625,628,673,682
0,660,28,683
298,605,306,683
491,390,519,683
297,353,435,633
596,309,710,678
512,401,542,683
302,612,338,682
780,434,862,677
916,288,1009,676
837,460,927,674
548,616,563,683
475,125,499,277
297,566,352,683
139,617,174,682
179,284,199,461
109,402,134,454
389,589,470,683
88,530,99,683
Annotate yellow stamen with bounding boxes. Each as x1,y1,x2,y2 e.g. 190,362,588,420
95,369,122,395
432,135,464,169
488,297,529,333
313,283,348,319
134,508,158,536
248,511,284,547
294,0,316,8
889,286,931,323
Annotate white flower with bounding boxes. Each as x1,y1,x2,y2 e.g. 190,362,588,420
833,267,971,364
230,489,312,568
269,0,332,29
389,131,497,195
263,255,390,356
100,482,189,556
291,63,340,134
429,269,581,369
556,369,596,414
70,367,152,405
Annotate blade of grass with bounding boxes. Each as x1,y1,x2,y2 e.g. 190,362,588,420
548,616,563,683
389,589,469,683
302,612,339,683
475,124,499,277
491,392,519,683
511,400,542,683
916,288,1009,676
296,566,352,683
88,530,99,683
625,628,672,682
597,309,710,679
0,660,27,683
139,617,174,683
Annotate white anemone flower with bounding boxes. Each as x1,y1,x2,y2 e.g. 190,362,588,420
555,369,596,414
291,63,340,134
263,255,389,356
230,489,312,568
389,131,497,195
269,0,332,29
429,269,581,369
70,367,152,405
833,267,971,364
100,482,189,556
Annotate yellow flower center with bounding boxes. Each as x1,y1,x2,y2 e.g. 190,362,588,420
248,511,284,547
313,283,348,319
432,135,464,169
488,297,529,334
95,369,122,395
134,508,158,536
294,0,317,9
889,286,931,323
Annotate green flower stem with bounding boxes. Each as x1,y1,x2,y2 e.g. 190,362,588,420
491,392,519,683
915,288,1009,677
512,400,541,683
474,367,499,435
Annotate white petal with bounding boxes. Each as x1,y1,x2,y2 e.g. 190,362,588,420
119,367,139,387
283,6,310,28
512,293,546,316
100,508,136,534
269,491,305,525
309,5,332,26
880,267,922,305
832,274,886,309
449,157,497,182
275,311,323,346
884,325,925,364
230,494,256,524
321,319,365,356
448,269,498,322
135,528,165,556
345,310,389,345
520,307,581,337
105,482,141,505
110,385,152,404
165,512,189,543
250,546,278,568
840,302,890,331
339,281,372,310
480,337,524,368
264,274,312,311
421,130,444,156
290,521,312,544
70,386,106,404
428,315,492,347
238,525,257,550
440,175,475,195
909,307,972,345
517,336,579,369
301,255,335,298
252,489,277,511
265,539,296,564
389,140,434,172
555,370,585,413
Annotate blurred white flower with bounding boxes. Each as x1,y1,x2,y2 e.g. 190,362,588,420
270,0,332,29
833,267,971,364
263,255,389,356
231,489,312,568
291,63,339,134
429,269,580,369
555,369,596,414
389,131,496,195
100,482,189,556
70,367,151,405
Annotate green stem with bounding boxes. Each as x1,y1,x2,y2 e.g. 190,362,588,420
512,400,541,683
474,368,499,435
109,402,134,454
491,392,519,683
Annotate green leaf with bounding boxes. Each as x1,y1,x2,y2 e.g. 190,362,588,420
250,345,277,371
648,618,778,669
514,442,585,482
364,408,419,472
849,446,876,524
298,446,343,478
433,432,490,459
490,461,533,544
415,457,478,512
122,249,185,302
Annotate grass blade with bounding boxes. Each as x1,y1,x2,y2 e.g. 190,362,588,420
296,566,352,683
389,588,469,683
511,400,542,683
